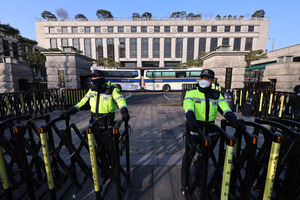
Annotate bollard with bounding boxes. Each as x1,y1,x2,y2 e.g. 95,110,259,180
39,127,57,200
20,93,25,115
0,146,13,200
268,92,273,115
43,91,47,113
279,94,285,118
5,95,11,115
263,136,282,200
86,127,101,200
221,139,235,200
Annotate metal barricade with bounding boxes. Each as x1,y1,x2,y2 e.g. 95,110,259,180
86,115,131,200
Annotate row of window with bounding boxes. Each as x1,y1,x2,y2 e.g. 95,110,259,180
49,25,254,34
2,39,38,61
146,71,201,78
50,37,253,61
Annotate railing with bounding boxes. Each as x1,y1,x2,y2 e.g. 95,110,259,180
181,84,297,120
0,114,131,200
0,89,61,117
36,17,269,22
19,80,48,91
244,81,276,91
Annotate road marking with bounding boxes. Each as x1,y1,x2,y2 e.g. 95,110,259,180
125,93,132,99
164,95,170,100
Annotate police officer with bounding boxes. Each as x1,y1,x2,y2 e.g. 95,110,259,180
61,70,130,177
181,69,245,192
211,78,221,91
61,69,130,124
291,85,300,118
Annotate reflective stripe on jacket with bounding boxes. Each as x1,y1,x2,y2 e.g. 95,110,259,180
211,83,221,91
183,88,231,121
75,81,127,114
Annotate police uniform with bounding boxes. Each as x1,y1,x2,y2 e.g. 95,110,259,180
180,69,245,191
74,81,127,125
61,70,130,178
211,82,221,91
291,85,300,118
62,70,130,125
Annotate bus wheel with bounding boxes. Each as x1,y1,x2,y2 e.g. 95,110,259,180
163,84,171,92
116,85,122,91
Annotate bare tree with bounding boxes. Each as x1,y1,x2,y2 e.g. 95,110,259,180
55,8,69,20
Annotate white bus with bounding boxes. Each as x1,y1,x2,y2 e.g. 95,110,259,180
143,68,202,91
96,69,142,91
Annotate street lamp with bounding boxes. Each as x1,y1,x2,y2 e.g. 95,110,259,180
269,37,275,51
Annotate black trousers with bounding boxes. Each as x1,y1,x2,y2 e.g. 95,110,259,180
89,113,116,170
181,135,199,178
181,125,218,178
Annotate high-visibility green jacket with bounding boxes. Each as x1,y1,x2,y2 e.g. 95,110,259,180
183,88,231,121
74,81,127,114
211,83,221,91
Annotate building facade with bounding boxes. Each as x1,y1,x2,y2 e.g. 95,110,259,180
35,17,269,68
249,44,300,92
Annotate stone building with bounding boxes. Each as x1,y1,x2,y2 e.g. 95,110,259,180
201,46,249,89
0,35,44,92
249,44,300,92
35,17,269,68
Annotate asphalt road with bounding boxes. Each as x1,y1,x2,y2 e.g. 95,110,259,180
121,91,183,106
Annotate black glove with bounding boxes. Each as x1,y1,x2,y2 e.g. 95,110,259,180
186,111,199,132
60,107,78,118
225,112,246,130
120,107,130,121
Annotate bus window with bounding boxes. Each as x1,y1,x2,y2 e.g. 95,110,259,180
176,71,186,78
132,71,139,78
106,71,122,77
191,71,201,77
153,72,162,77
162,71,176,77
123,71,134,78
146,72,153,78
186,71,190,77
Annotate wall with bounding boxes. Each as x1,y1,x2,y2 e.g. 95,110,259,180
43,51,91,89
202,51,249,89
263,62,300,92
0,63,33,93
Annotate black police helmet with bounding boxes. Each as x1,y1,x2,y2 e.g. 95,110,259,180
200,69,215,79
87,70,105,77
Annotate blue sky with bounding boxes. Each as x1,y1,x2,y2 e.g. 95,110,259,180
1,0,299,52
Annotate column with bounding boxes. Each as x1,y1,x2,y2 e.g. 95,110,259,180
217,37,222,47
149,38,153,58
80,38,84,55
103,38,107,58
171,38,176,58
126,38,130,59
206,38,211,52
194,38,199,59
182,38,188,63
137,38,141,67
241,38,246,51
229,38,234,51
114,38,119,62
159,38,164,67
91,38,96,60
57,38,62,50
253,38,258,51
